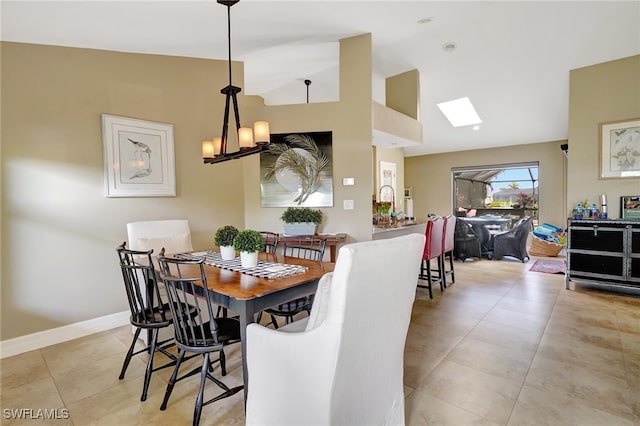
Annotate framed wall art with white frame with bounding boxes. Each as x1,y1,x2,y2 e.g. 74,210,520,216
599,117,640,179
102,114,176,197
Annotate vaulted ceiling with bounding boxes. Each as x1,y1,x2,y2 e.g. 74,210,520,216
2,1,639,155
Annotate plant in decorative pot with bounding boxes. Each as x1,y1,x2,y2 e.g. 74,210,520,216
280,207,322,235
214,225,239,260
233,229,265,268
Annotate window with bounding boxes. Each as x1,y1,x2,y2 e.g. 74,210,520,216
452,162,539,223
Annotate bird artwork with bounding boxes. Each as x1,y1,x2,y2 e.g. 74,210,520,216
127,138,152,179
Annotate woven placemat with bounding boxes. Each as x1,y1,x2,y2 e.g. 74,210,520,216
177,251,307,280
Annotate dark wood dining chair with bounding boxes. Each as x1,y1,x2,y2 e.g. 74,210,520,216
259,231,280,254
116,242,178,402
258,236,326,329
157,252,243,426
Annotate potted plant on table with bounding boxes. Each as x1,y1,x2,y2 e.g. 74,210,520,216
214,225,239,260
233,229,265,268
280,207,323,235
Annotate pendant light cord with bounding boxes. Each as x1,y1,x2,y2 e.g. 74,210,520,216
227,4,233,87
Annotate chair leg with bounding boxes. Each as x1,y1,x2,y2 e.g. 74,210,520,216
219,348,227,376
428,262,438,297
448,252,455,283
216,306,228,318
269,314,279,329
428,257,445,292
439,255,446,291
119,327,142,380
140,328,159,401
420,259,433,299
193,353,210,426
160,349,186,411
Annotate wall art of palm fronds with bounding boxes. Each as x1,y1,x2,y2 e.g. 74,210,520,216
260,131,333,207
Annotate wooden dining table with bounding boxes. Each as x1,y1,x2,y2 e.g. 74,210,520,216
176,251,334,404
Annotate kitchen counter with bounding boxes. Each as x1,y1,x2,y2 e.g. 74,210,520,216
372,221,427,240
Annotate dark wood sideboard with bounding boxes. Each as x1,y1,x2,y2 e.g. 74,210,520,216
566,218,640,291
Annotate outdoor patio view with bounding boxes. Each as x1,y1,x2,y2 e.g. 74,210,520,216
453,162,539,227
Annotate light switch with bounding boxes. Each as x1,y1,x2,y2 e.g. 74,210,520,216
342,177,355,186
343,199,354,210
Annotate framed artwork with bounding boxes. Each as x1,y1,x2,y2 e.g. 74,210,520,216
621,196,640,219
599,117,640,179
260,131,333,207
102,114,176,197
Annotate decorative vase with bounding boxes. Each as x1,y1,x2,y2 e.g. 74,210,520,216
240,251,258,268
220,245,235,260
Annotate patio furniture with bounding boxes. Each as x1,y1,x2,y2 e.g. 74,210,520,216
492,216,533,262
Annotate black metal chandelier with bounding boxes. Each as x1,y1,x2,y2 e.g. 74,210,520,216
202,0,270,164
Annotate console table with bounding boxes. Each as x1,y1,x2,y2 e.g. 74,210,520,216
566,218,640,291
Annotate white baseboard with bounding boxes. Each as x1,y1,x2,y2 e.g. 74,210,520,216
0,311,130,359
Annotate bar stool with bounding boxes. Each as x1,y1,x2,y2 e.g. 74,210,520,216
441,215,456,286
418,217,445,299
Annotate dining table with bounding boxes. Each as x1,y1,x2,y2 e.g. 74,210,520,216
459,215,512,233
168,250,335,405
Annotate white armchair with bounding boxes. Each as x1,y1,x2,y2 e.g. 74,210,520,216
245,233,425,426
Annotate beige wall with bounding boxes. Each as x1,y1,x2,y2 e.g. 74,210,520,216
1,35,375,340
243,34,374,244
1,42,247,339
405,141,567,226
3,40,635,342
568,55,640,218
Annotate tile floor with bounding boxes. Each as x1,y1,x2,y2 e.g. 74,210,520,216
2,255,639,425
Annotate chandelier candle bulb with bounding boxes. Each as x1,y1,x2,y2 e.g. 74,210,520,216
202,140,215,158
238,127,254,148
254,121,270,144
213,137,222,156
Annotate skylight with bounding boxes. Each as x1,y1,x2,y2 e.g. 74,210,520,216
437,97,482,127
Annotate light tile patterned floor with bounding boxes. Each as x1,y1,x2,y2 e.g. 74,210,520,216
2,255,639,425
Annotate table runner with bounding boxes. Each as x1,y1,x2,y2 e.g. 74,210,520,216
177,251,308,279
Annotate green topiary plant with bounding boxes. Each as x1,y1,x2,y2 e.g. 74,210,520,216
233,229,265,253
214,225,239,247
280,207,323,224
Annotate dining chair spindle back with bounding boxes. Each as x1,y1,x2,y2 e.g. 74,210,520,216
157,253,243,426
116,242,178,402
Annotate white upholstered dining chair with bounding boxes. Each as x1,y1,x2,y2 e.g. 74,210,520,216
126,220,194,344
245,233,425,426
127,219,194,254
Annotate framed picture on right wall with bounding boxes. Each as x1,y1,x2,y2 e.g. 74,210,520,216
599,117,640,179
621,196,640,219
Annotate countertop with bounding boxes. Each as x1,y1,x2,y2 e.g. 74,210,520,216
372,221,427,240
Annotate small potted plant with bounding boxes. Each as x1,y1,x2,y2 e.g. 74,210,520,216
214,225,239,260
280,207,322,235
233,229,265,268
